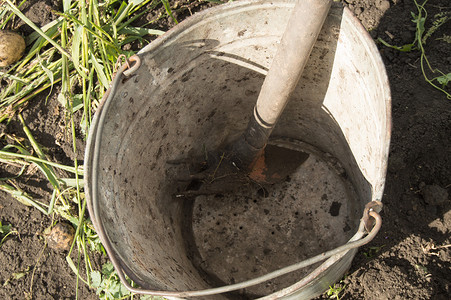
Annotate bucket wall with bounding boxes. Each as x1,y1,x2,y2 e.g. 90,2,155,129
85,1,391,299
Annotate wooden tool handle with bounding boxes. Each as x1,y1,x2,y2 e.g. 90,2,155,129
255,0,332,128
230,0,332,170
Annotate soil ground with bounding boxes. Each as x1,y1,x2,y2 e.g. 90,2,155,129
0,0,450,299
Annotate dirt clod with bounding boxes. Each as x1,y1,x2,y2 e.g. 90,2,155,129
421,185,449,206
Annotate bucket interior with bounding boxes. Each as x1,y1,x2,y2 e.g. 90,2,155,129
87,1,390,299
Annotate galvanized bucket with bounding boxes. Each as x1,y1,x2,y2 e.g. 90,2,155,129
84,1,391,299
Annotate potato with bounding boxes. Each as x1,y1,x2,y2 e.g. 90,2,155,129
0,30,26,67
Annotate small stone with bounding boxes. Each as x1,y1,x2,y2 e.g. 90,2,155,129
377,0,390,11
421,185,449,206
0,122,6,135
46,222,75,251
439,249,450,261
443,210,451,229
354,6,363,16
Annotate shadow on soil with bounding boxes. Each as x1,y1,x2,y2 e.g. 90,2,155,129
321,1,450,299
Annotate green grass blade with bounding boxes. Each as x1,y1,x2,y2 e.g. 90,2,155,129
113,1,131,27
62,0,72,12
71,25,88,79
0,0,27,29
4,0,72,60
0,149,82,175
66,257,89,285
377,38,414,52
90,53,109,89
25,18,62,46
15,22,62,72
0,182,49,214
118,26,165,37
0,71,29,84
37,55,55,103
161,0,178,24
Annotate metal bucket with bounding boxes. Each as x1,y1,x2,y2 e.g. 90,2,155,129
84,1,391,299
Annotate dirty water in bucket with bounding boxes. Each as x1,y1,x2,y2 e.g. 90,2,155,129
183,139,360,298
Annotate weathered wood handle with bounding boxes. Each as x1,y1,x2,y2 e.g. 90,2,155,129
232,0,332,169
